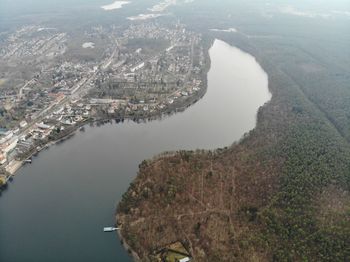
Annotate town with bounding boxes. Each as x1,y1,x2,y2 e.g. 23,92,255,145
0,20,207,186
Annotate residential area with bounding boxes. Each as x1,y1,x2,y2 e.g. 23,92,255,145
0,20,207,186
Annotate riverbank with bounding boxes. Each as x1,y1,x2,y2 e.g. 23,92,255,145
0,69,209,188
1,34,211,180
111,39,212,261
116,214,141,262
115,39,272,261
115,16,350,260
5,160,22,175
0,37,271,261
3,121,87,177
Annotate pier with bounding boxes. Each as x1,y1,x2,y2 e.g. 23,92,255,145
103,227,119,232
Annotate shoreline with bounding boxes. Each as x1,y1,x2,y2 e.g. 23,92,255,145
1,75,208,178
4,121,87,177
0,37,212,260
1,33,212,180
116,214,141,262
5,160,23,175
114,38,213,261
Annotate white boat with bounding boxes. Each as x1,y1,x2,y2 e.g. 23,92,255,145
103,227,118,232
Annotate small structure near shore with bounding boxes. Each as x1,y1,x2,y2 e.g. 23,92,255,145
24,158,32,164
154,241,191,262
103,227,119,232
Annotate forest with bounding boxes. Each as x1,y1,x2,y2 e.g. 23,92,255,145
117,1,350,261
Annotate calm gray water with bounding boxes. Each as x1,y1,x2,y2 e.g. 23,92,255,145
0,40,270,262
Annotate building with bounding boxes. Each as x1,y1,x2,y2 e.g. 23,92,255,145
0,137,18,155
0,136,17,167
155,241,191,262
37,122,52,130
0,153,6,165
0,131,13,144
19,120,28,128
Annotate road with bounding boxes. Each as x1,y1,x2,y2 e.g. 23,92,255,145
11,39,120,151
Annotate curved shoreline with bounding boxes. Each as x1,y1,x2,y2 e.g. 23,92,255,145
0,38,271,261
115,39,272,261
0,43,211,189
2,89,206,177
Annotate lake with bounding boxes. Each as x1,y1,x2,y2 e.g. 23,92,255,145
0,39,270,262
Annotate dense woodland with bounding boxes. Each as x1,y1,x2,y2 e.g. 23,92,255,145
118,1,350,261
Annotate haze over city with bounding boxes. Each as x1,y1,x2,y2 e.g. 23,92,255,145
0,0,349,261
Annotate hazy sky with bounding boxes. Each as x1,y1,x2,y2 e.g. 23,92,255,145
0,0,349,29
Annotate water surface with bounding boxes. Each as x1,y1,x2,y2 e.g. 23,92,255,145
0,39,270,262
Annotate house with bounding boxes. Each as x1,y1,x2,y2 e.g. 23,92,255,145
0,131,13,144
155,241,191,262
0,153,6,165
36,122,52,130
0,137,18,155
19,120,28,128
